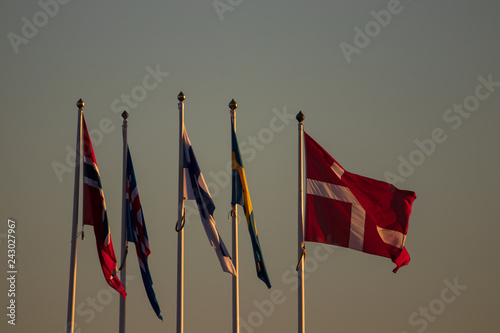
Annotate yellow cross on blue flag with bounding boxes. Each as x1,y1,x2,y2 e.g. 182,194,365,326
231,121,272,288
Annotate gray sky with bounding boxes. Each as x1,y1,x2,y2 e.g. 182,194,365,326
1,1,499,332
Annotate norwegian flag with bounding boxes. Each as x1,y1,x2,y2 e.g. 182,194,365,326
125,146,162,320
304,132,416,273
82,116,126,297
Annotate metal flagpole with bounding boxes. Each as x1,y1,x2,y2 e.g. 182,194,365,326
66,99,84,333
176,91,186,333
119,111,129,333
296,111,305,333
229,99,240,333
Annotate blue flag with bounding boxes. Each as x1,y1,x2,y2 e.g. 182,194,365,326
126,146,162,320
231,121,271,288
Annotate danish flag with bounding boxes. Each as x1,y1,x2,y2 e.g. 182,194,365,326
304,132,416,272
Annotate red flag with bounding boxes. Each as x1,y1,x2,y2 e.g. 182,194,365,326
304,132,416,272
82,116,126,297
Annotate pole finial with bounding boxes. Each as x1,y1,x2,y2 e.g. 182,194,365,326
122,111,129,120
229,99,238,111
76,98,84,109
177,91,186,102
296,111,305,123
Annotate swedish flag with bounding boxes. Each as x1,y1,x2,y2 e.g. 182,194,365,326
231,121,272,288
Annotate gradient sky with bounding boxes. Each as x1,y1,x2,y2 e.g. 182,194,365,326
1,1,500,332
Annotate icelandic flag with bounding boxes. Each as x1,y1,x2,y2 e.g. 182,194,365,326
304,132,416,273
82,116,126,297
231,121,271,288
182,127,237,276
126,146,162,320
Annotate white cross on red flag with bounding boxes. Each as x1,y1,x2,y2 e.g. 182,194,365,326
304,132,416,273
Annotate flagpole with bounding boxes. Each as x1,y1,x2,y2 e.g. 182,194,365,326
119,111,129,333
229,99,240,333
176,91,186,333
66,99,84,333
296,111,305,333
